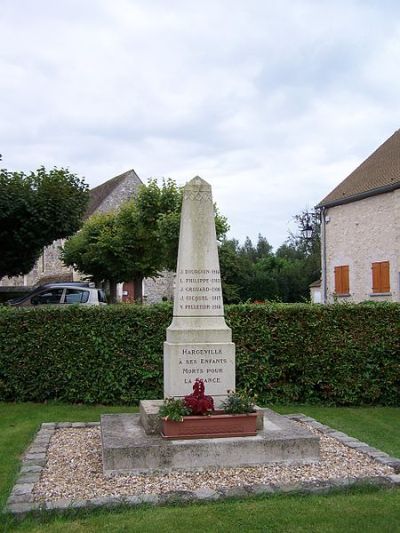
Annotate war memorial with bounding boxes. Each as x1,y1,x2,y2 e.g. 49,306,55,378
5,177,399,519
100,177,320,474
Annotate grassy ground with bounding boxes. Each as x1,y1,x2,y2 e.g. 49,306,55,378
274,405,400,458
1,403,399,532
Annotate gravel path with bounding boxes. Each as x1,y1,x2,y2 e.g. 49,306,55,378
32,422,393,503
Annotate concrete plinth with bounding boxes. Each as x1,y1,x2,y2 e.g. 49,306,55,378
101,409,320,476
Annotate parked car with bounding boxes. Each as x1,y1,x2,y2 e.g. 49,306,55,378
6,283,107,307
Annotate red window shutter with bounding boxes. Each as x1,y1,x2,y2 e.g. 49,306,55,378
372,261,390,293
334,265,349,295
342,265,349,294
372,262,381,293
381,261,390,292
334,267,341,294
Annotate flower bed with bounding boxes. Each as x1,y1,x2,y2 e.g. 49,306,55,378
159,379,257,439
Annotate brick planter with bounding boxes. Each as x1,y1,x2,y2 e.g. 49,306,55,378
161,411,257,439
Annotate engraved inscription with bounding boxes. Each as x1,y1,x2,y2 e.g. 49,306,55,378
178,268,223,312
178,346,229,385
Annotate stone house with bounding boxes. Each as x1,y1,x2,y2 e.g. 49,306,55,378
0,169,175,303
316,129,400,304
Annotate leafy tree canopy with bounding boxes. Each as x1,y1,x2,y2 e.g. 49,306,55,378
60,212,118,284
219,212,321,303
219,234,274,303
62,178,229,300
0,160,89,279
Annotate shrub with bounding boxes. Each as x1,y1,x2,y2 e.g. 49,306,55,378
159,397,191,421
229,303,400,406
221,390,256,414
0,302,399,406
0,304,170,404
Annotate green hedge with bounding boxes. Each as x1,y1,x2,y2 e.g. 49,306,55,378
0,303,399,406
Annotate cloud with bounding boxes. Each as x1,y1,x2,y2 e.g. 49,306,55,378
1,0,400,248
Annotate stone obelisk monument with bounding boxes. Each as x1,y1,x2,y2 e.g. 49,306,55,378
164,177,235,405
102,176,320,473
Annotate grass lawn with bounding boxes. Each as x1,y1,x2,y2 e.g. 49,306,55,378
1,403,399,532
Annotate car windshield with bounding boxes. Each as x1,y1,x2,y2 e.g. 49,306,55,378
31,288,64,305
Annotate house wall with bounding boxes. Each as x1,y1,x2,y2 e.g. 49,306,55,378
0,239,73,287
144,271,175,303
0,240,75,288
0,274,26,287
310,286,322,303
324,189,400,303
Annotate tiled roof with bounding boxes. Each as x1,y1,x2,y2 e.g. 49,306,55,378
86,169,142,217
318,130,400,207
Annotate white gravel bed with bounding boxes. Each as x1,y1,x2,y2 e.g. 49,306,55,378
32,423,393,502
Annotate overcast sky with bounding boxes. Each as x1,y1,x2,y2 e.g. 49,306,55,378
1,0,400,249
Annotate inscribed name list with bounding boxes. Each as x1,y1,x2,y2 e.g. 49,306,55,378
177,268,223,314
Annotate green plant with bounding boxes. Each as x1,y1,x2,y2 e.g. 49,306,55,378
0,163,88,279
159,397,191,422
221,390,256,414
0,302,399,406
184,378,214,415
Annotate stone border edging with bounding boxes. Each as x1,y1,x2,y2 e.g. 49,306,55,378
4,416,400,517
286,414,400,473
5,422,100,516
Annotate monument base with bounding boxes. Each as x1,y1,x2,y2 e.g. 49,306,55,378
101,408,320,476
163,341,235,405
139,399,265,434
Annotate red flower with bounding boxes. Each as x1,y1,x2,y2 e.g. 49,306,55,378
184,378,214,415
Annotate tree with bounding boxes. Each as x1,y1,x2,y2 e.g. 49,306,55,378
61,212,121,300
218,238,249,303
113,179,184,300
62,179,229,302
279,208,321,286
219,234,275,303
256,233,273,258
219,219,321,304
285,208,321,258
0,160,89,279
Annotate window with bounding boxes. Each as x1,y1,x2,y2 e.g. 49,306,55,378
334,265,349,295
31,288,64,305
372,261,390,293
64,288,90,304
